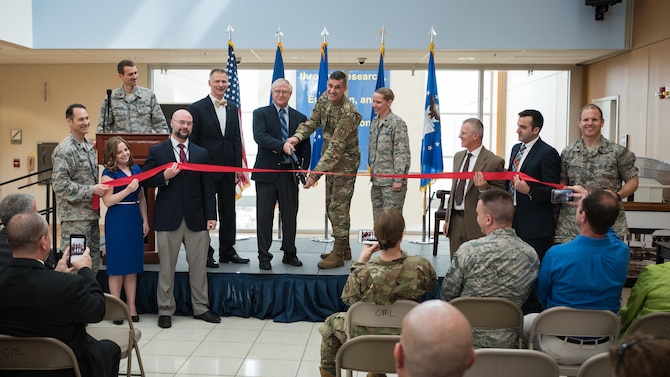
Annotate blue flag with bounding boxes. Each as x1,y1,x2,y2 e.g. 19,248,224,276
270,42,285,104
420,42,443,191
224,40,250,198
309,42,328,170
370,44,386,120
366,44,386,170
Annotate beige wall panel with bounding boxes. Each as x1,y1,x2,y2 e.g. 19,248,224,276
646,39,670,162
632,0,670,49
0,63,146,211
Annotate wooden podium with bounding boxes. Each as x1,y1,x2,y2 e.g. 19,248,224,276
96,133,169,264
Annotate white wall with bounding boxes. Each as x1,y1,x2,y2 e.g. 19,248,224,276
29,0,628,50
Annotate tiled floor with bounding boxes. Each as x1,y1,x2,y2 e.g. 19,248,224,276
94,287,632,377
91,314,396,377
89,315,323,377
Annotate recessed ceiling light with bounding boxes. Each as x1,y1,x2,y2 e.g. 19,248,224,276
458,57,475,61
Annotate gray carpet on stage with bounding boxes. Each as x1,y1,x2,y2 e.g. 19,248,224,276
133,234,452,277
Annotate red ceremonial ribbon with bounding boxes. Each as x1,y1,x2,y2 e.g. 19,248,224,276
103,162,565,190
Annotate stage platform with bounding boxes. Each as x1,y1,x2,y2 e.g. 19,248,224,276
97,234,451,323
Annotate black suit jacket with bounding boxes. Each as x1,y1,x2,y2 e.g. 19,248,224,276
0,258,110,377
0,229,10,274
251,105,310,183
142,139,216,232
508,138,561,239
188,96,242,182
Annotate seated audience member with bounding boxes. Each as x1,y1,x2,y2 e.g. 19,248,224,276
618,262,670,338
609,334,670,377
523,187,630,365
0,193,55,273
0,211,121,377
318,209,437,377
441,189,539,348
395,300,476,377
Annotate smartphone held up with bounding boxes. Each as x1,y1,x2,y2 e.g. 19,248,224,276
67,234,86,267
358,229,377,245
551,189,574,204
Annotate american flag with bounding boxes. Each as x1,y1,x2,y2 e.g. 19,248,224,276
225,40,250,199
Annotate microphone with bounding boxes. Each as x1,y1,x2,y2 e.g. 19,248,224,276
103,89,112,133
290,151,307,185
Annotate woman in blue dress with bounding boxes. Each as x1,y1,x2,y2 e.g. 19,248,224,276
101,136,148,322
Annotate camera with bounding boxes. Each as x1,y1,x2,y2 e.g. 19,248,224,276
358,229,377,244
68,234,86,267
551,189,574,204
356,57,367,66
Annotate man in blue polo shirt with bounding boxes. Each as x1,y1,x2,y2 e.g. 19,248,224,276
523,187,630,364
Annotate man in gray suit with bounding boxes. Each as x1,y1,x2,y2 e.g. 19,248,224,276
443,118,505,257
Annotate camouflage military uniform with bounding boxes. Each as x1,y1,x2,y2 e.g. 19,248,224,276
556,136,638,242
293,93,361,240
52,134,102,275
319,251,437,370
97,86,168,134
369,111,410,221
441,228,539,348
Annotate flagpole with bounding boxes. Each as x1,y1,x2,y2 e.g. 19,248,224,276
411,187,434,245
412,26,441,245
226,23,250,241
311,27,334,244
272,27,286,242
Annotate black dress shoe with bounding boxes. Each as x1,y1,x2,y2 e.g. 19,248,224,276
131,315,140,323
220,254,250,264
158,315,171,328
259,260,272,270
112,320,123,325
193,310,221,323
282,254,303,267
206,256,220,268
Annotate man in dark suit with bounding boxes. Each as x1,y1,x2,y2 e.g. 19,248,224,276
443,118,506,257
251,78,310,270
0,211,120,377
508,109,561,260
189,68,249,267
143,109,220,328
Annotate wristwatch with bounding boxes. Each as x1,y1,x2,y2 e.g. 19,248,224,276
615,192,622,201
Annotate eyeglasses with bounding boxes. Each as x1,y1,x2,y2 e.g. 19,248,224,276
272,89,291,95
174,119,193,127
616,338,640,368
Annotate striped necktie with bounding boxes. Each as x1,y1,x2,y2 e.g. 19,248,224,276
279,108,288,141
454,152,472,206
178,143,188,163
510,144,526,197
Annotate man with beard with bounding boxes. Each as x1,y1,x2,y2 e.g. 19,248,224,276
142,109,219,328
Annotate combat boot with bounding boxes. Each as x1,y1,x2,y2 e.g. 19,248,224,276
320,367,336,377
317,240,345,269
320,239,352,260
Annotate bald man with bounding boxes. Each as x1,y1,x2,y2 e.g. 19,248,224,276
142,109,219,328
395,300,476,377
